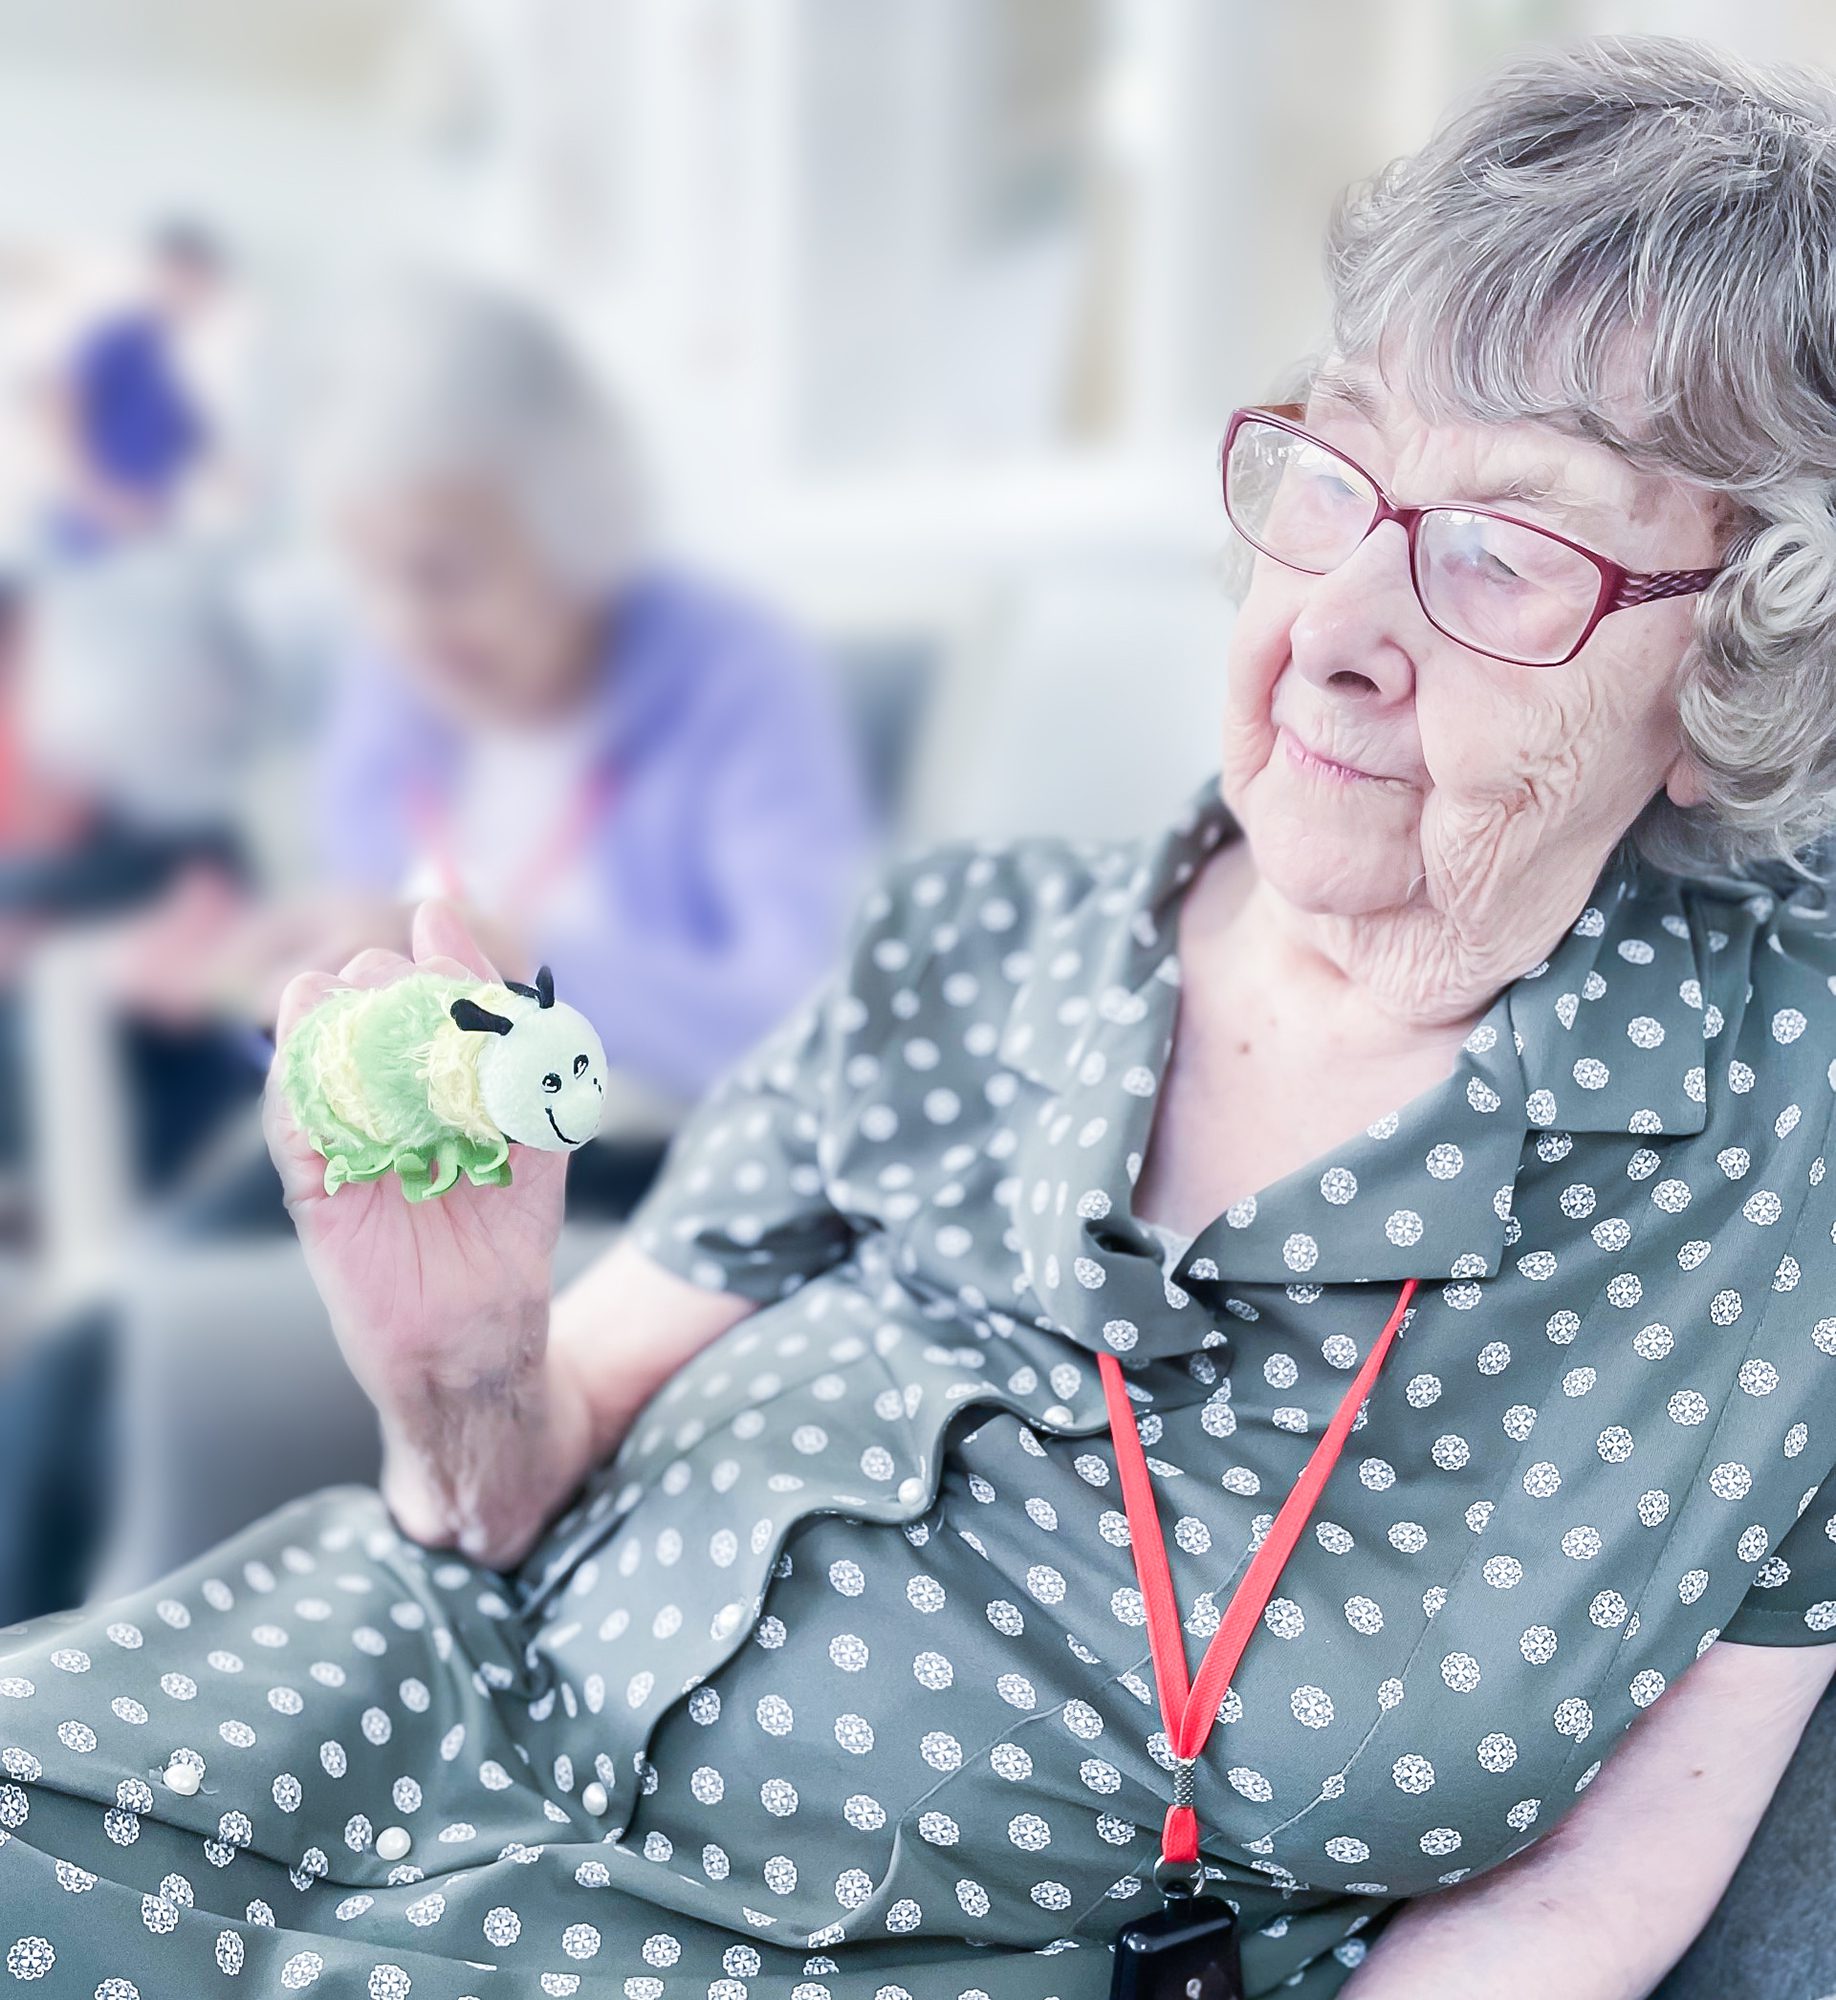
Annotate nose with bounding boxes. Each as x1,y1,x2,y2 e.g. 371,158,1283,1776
1283,518,1420,707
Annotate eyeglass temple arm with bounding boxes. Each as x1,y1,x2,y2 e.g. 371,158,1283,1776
1611,566,1725,605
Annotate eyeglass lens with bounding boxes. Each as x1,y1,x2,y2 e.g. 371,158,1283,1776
1223,418,1604,665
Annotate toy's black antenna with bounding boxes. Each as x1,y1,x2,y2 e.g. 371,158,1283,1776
451,997,513,1036
504,965,557,1009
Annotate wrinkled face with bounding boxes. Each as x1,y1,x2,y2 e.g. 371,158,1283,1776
1219,351,1731,989
474,1000,608,1151
334,478,597,730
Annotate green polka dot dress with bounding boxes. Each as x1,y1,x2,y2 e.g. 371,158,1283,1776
6,773,1836,1998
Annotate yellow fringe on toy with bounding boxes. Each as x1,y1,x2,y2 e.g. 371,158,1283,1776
316,1000,383,1141
415,999,510,1145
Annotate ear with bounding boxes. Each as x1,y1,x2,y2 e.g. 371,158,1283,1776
450,996,514,1036
1663,746,1708,811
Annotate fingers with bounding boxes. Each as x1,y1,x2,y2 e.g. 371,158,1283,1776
273,967,344,1045
412,898,499,982
260,1058,348,1219
416,954,482,985
338,946,413,989
260,1061,316,1180
273,932,452,1045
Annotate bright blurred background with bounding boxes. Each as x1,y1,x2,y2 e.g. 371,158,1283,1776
1,0,1831,1622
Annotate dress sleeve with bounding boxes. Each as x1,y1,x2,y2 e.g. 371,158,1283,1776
1719,1467,1836,1645
621,953,855,1305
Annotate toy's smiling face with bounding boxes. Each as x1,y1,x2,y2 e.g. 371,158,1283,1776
473,999,608,1151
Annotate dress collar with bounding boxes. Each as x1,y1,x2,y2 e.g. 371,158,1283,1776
995,775,1722,1356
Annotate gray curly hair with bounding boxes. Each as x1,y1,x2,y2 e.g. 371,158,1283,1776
304,269,652,599
1267,32,1836,886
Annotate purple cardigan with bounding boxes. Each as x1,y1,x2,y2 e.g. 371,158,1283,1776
312,567,876,1103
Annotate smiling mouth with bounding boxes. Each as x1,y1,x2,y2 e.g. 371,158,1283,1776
541,1106,578,1146
1279,724,1393,786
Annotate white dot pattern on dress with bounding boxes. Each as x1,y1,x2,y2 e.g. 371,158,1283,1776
4,775,1836,1999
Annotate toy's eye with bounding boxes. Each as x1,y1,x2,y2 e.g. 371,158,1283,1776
573,1053,590,1077
542,1072,562,1093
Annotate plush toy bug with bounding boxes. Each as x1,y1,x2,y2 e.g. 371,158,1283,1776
281,964,607,1200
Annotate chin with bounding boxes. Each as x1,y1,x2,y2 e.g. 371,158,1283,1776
1239,794,1422,917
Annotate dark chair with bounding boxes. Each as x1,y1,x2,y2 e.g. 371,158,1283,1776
1649,1675,1836,1997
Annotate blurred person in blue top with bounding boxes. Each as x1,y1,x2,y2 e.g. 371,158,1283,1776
138,271,875,1212
37,221,226,561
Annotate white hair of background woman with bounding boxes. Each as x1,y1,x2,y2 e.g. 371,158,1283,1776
301,270,653,601
23,544,258,832
1253,32,1836,884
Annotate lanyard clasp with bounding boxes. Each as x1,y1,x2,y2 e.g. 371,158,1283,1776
1152,1849,1207,1901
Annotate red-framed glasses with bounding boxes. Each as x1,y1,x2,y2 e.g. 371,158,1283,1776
1221,403,1727,667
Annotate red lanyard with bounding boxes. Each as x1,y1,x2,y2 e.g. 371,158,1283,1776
407,760,617,914
1097,1276,1417,1875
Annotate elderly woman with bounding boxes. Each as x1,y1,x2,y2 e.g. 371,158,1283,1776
132,272,872,1113
7,33,1836,2000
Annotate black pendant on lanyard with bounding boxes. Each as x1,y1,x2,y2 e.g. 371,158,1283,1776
1110,1868,1244,1999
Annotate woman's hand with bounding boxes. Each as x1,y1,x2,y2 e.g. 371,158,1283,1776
264,897,565,1398
262,898,579,1562
263,896,766,1568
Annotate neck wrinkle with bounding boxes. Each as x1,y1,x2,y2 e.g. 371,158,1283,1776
1196,848,1501,1062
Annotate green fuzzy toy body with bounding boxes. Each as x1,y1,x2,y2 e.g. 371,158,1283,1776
283,975,514,1202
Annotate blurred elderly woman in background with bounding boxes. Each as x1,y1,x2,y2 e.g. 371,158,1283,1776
141,273,873,1163
295,275,874,1103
